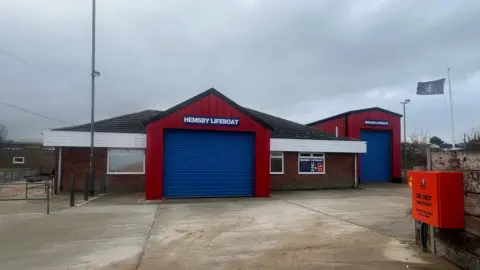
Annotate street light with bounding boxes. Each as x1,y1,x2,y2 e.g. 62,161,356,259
400,99,410,181
88,0,98,199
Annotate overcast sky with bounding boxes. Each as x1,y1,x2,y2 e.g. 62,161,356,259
1,0,479,143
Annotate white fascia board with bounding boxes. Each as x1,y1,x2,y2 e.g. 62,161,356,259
270,138,366,153
43,131,366,153
43,131,146,148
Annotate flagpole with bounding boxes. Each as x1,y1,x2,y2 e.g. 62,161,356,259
448,68,455,148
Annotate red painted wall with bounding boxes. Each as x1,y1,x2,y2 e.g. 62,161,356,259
310,109,402,181
145,94,271,200
311,117,346,137
347,110,401,180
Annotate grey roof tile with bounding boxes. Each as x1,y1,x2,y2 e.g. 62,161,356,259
55,89,354,141
245,108,354,141
53,110,160,133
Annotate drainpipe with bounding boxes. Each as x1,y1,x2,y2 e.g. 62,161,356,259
335,126,339,137
354,153,358,188
57,147,62,194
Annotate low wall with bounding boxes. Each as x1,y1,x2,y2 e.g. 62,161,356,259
432,150,480,238
420,150,480,269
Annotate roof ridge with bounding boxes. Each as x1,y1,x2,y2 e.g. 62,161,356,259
306,107,402,126
52,91,354,141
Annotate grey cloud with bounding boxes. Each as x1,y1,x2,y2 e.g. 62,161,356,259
0,0,479,142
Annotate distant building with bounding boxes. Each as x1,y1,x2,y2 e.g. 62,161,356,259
0,142,55,174
429,142,467,151
466,140,480,150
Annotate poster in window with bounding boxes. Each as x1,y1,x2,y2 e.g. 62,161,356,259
299,158,324,173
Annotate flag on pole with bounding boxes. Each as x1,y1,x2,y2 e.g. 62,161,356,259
416,78,445,95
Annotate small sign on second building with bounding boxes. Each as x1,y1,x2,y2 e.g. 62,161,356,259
364,120,389,126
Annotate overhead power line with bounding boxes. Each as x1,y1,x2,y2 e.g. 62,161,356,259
0,47,139,108
0,48,84,88
0,100,73,125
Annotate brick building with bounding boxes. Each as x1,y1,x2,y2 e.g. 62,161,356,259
43,88,366,199
0,142,55,173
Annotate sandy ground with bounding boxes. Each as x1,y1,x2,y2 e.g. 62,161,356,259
0,185,459,270
0,180,49,199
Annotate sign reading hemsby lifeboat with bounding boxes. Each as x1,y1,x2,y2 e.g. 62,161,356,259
183,116,240,126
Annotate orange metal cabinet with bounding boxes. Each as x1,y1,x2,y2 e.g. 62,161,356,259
408,171,464,229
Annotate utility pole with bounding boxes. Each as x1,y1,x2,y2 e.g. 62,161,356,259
401,99,410,180
89,0,100,198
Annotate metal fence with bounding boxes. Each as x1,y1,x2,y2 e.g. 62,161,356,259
0,169,108,214
0,176,53,214
0,168,39,182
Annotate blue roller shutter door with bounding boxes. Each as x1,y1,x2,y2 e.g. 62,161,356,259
360,130,391,182
163,130,254,198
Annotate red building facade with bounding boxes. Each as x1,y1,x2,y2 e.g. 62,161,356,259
308,108,402,182
45,88,368,199
145,92,271,200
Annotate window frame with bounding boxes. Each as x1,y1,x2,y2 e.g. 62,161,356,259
12,157,25,164
298,152,325,175
107,148,145,175
270,151,284,174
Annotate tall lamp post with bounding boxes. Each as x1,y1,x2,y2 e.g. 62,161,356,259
401,99,410,181
88,0,100,198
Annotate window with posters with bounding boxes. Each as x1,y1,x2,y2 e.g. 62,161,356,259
298,153,325,174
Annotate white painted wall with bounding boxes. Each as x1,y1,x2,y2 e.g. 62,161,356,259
42,131,146,148
270,138,366,153
43,131,367,153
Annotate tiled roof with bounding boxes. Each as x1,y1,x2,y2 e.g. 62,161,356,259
306,107,402,126
53,110,160,133
55,89,354,141
245,108,354,141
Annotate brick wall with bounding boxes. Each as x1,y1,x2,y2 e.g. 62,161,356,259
107,174,145,192
59,147,145,193
419,149,480,268
271,152,355,190
431,150,480,238
58,148,354,193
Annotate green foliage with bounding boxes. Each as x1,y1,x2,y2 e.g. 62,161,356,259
429,136,444,146
462,126,480,149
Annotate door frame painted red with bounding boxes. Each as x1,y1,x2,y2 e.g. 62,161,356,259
145,93,271,200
